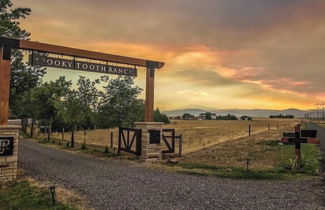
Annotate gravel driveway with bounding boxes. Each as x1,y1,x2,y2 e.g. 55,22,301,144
306,123,325,206
19,140,323,210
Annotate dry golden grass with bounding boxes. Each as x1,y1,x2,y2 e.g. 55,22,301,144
164,118,298,154
48,118,298,155
183,129,287,169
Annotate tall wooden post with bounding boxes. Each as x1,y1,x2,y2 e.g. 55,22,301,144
294,125,302,168
0,45,11,125
145,66,155,122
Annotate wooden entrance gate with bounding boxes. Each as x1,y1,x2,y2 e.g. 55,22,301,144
162,129,183,157
118,127,142,155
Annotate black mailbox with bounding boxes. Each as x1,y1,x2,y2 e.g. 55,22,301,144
0,137,14,156
283,132,295,138
301,130,317,138
149,130,161,144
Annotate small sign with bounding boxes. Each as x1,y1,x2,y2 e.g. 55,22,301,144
30,54,137,77
0,137,14,156
149,130,161,144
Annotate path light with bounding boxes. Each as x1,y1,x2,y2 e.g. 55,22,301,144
49,185,56,205
246,159,251,172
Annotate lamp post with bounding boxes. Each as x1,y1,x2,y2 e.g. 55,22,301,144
49,185,56,205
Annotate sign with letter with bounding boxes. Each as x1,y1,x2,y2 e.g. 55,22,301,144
30,54,137,77
0,137,14,156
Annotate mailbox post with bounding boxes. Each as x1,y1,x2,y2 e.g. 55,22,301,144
281,124,320,168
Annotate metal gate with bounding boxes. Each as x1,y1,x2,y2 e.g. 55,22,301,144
118,127,142,155
162,129,183,156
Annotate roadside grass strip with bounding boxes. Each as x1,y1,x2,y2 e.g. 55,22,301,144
0,181,77,210
167,141,321,180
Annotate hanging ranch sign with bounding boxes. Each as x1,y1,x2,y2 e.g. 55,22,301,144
30,54,137,77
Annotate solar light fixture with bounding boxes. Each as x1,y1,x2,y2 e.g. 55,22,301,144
49,185,56,205
246,159,251,172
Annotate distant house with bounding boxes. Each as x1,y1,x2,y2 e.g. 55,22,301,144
198,113,206,120
169,116,181,120
182,113,195,120
197,112,217,120
210,113,217,120
240,116,252,121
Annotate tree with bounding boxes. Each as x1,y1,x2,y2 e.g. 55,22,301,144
98,76,143,128
56,77,102,147
76,76,102,129
205,112,212,120
56,90,84,147
18,89,39,137
182,113,194,120
0,0,46,117
154,108,170,124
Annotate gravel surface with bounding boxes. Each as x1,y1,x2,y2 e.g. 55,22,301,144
306,123,325,206
19,140,323,210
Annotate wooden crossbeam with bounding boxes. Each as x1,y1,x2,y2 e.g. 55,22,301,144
0,37,164,124
0,37,164,68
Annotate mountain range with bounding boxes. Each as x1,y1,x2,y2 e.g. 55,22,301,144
162,108,308,118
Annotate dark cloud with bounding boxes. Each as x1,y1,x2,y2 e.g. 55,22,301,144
173,69,239,87
14,0,325,107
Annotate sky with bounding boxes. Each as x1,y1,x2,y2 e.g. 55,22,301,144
13,0,325,111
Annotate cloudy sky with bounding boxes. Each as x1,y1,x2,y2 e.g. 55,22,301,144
13,0,325,110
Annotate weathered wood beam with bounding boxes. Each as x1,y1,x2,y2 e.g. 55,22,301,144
0,37,164,68
0,46,11,125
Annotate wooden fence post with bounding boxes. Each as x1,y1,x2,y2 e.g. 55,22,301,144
61,128,64,145
118,128,121,155
110,132,113,148
248,125,251,136
83,130,87,146
179,135,183,157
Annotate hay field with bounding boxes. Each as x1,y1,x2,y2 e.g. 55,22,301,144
50,118,298,154
183,129,286,169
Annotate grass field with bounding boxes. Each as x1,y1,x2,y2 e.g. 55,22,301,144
31,118,321,180
47,118,298,155
0,180,78,210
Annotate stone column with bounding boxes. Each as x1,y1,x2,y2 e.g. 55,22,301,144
134,122,163,163
0,125,20,183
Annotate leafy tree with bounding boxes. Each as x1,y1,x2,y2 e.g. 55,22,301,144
76,76,102,129
154,108,170,124
18,89,39,137
98,76,143,128
0,0,46,117
182,113,194,120
56,76,102,147
56,90,84,147
240,116,252,121
216,114,237,120
28,77,72,141
205,112,212,120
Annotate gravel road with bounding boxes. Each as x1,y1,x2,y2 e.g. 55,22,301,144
19,140,323,210
306,123,325,206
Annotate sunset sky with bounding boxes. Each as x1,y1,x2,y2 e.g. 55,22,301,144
13,0,325,111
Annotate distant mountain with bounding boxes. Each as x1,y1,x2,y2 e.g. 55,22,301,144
162,108,308,118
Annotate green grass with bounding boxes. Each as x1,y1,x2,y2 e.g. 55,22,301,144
168,141,321,180
277,143,321,176
0,181,76,210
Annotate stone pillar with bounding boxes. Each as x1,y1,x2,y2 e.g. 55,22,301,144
134,122,163,163
0,125,20,183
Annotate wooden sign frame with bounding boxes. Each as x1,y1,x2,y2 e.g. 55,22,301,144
0,37,164,124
